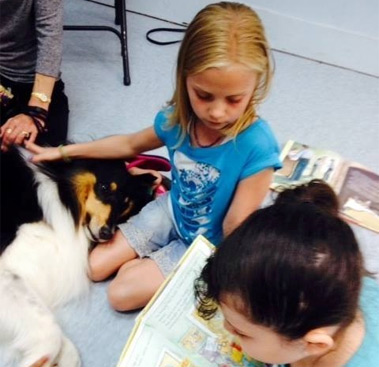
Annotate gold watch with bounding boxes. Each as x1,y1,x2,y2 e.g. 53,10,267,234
31,92,51,103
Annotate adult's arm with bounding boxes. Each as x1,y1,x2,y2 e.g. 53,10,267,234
0,0,63,150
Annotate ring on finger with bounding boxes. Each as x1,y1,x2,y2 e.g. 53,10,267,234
20,131,31,139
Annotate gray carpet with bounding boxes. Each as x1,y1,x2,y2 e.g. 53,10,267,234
1,0,378,366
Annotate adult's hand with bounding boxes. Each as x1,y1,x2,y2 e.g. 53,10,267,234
0,114,39,151
25,142,63,163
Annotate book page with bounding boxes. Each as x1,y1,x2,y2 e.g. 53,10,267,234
117,236,261,367
118,323,192,367
271,140,343,191
333,162,379,233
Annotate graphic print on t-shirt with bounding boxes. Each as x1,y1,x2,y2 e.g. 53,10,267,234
173,151,220,239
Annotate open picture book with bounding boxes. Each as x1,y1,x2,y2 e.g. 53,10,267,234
271,140,379,233
117,236,263,367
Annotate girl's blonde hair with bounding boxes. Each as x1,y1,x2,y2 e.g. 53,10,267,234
168,1,273,141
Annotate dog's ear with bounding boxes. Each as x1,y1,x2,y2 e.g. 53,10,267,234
118,173,157,221
132,173,158,187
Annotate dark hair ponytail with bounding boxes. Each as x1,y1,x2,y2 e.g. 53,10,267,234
275,179,339,217
195,180,363,340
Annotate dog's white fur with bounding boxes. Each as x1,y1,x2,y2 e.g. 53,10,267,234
0,155,90,367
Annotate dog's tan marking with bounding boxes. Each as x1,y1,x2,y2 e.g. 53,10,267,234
73,173,96,223
73,173,111,227
85,190,111,228
110,182,117,191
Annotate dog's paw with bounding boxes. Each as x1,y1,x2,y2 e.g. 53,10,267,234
55,336,81,367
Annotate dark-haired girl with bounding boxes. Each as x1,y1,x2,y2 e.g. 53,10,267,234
196,180,379,367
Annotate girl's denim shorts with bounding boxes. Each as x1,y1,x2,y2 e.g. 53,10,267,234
118,192,188,277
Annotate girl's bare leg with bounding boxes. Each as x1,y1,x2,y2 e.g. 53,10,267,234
108,258,165,311
89,229,138,281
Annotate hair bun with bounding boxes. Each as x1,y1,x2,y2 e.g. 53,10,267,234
275,179,339,217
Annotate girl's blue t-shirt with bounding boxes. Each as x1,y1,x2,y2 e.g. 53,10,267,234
154,109,282,245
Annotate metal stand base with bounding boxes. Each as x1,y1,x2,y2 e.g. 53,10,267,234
64,0,130,86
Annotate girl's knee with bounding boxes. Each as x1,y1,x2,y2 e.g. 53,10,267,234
107,281,139,311
89,232,138,282
107,264,164,311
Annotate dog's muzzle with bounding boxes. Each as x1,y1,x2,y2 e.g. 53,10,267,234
85,224,114,243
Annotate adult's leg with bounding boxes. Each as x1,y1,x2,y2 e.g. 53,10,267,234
0,76,27,126
0,76,69,146
39,79,69,146
89,230,138,281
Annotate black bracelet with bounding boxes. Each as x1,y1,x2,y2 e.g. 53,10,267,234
31,117,48,133
22,106,48,133
27,110,47,121
23,106,48,118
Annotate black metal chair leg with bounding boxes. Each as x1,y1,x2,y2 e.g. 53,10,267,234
115,0,121,25
118,0,130,85
64,0,131,86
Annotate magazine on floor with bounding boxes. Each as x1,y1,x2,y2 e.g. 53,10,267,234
271,140,379,233
117,235,263,367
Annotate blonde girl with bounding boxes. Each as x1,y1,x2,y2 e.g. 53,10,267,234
27,2,282,311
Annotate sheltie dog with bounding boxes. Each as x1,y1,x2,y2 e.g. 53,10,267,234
0,147,156,367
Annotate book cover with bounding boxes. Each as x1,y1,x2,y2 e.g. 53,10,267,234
271,140,379,233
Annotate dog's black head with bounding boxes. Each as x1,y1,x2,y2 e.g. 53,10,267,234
53,159,156,243
1,148,157,250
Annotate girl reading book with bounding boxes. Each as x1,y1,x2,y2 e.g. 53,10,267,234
195,180,379,367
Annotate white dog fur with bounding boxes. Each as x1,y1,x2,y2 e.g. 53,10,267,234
0,155,89,367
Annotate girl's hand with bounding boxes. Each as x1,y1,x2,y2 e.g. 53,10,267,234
0,114,39,151
26,142,63,163
128,166,163,189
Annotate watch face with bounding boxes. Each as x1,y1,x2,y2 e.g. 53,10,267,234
32,92,50,102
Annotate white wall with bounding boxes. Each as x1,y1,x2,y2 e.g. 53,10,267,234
126,0,379,76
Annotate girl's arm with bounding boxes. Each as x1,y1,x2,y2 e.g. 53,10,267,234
27,126,163,162
222,168,273,236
